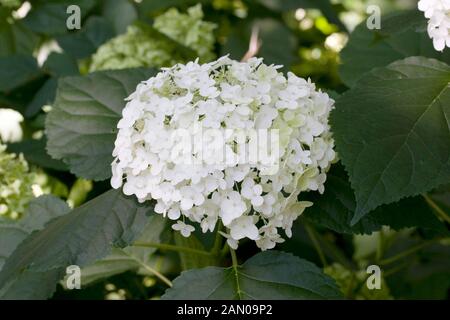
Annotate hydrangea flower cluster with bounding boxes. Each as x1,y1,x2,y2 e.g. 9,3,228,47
0,144,36,219
111,56,336,250
418,0,450,51
90,5,216,72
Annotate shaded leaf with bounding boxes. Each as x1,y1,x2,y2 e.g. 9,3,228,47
46,68,156,180
7,137,68,171
75,215,166,286
0,55,43,93
24,78,58,118
340,10,450,87
23,0,96,36
303,164,448,235
42,52,79,77
0,195,70,271
0,20,39,57
57,16,115,59
102,0,138,35
0,189,153,299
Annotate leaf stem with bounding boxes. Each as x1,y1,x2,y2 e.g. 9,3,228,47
422,194,450,224
122,251,172,287
304,222,327,267
133,242,213,257
379,238,444,266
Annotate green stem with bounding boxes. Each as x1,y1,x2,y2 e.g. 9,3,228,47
302,218,354,270
345,273,357,299
423,194,450,224
375,229,385,263
220,241,230,258
383,261,411,278
304,222,327,267
230,248,243,299
379,238,444,266
133,242,213,257
122,251,172,287
211,221,223,255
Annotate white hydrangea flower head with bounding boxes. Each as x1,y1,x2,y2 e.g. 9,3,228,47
418,0,450,51
111,56,336,250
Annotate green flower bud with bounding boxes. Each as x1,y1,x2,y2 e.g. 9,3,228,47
90,5,216,72
0,144,36,219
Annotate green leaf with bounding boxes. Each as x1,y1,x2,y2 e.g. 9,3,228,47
25,78,58,118
102,0,138,35
0,20,40,57
46,68,156,180
303,164,448,235
74,215,166,286
57,16,115,59
162,251,342,299
7,137,68,171
23,0,96,36
0,189,153,299
42,52,79,77
0,55,43,92
0,195,70,271
332,57,450,223
339,10,450,87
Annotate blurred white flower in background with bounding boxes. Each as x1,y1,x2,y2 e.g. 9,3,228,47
0,108,23,143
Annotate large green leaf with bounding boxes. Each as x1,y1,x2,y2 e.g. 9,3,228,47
0,189,153,299
340,10,450,87
46,68,156,180
303,165,448,235
0,195,70,271
332,57,450,223
77,215,166,286
162,251,342,299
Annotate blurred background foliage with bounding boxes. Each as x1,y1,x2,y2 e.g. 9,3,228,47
0,0,448,300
